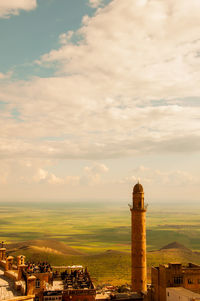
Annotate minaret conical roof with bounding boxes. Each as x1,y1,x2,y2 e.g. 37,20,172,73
133,182,144,193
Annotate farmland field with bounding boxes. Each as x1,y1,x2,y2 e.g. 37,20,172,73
0,200,200,253
1,200,200,285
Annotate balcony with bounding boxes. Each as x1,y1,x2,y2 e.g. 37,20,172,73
128,203,148,210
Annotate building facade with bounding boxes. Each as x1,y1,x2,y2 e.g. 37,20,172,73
151,263,200,301
0,247,96,301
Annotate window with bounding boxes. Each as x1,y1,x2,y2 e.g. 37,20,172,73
173,277,183,284
188,279,193,284
36,279,40,288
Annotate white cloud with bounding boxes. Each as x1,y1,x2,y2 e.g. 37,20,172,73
0,160,108,188
84,163,109,174
82,163,109,185
121,165,198,187
0,0,200,162
39,0,200,103
31,162,109,186
0,0,37,18
88,0,104,8
34,168,48,182
0,71,13,80
58,31,74,45
0,158,198,202
33,168,80,185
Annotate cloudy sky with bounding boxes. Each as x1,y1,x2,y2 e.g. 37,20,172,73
0,0,200,202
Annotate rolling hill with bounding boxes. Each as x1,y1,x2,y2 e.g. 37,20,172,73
6,239,83,256
147,241,200,268
5,239,200,285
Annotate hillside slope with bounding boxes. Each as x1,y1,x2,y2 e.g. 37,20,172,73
7,239,83,256
148,241,200,267
6,240,200,285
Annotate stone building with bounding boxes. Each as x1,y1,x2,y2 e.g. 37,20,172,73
150,263,200,301
0,246,95,301
62,266,96,301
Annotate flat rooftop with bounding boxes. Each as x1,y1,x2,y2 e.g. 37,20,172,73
167,287,200,298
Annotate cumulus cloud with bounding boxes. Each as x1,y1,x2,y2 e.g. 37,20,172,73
0,160,108,188
0,0,200,162
33,168,80,185
121,165,198,186
0,0,37,18
29,162,109,186
58,31,74,45
84,163,109,174
39,0,200,101
82,163,109,184
88,0,104,8
0,71,13,80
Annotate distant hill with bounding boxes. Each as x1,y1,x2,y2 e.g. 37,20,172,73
148,242,200,267
6,239,83,256
5,240,200,285
160,241,191,252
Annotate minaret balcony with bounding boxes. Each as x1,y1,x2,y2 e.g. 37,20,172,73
128,203,148,211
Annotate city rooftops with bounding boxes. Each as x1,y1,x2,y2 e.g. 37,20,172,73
25,262,52,274
61,266,94,291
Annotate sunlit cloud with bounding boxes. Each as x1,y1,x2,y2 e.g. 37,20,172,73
88,0,104,8
0,0,37,18
0,0,200,200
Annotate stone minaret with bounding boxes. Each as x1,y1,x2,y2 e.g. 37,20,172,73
130,182,147,293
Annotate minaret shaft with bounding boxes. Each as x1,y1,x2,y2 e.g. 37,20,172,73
130,184,147,293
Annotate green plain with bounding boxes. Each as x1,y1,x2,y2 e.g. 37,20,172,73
0,201,200,252
1,201,200,285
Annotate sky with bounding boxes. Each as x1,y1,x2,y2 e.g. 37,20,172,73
0,0,200,203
